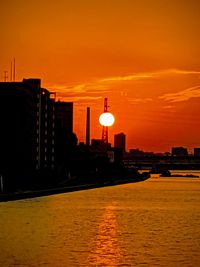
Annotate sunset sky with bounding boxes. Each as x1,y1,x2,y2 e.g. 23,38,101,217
1,0,200,152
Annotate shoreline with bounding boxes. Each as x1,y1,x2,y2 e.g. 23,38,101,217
0,177,147,202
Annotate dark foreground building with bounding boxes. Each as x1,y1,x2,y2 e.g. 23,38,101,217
0,79,73,191
114,132,126,152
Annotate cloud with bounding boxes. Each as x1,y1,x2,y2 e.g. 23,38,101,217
54,91,103,102
99,74,153,82
47,68,200,101
159,86,200,102
162,105,174,109
128,97,152,104
98,69,200,84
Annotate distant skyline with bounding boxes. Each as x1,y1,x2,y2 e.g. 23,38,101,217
1,0,200,152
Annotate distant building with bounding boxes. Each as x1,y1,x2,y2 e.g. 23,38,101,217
91,139,111,152
194,148,200,157
171,147,188,157
129,149,144,157
114,132,126,152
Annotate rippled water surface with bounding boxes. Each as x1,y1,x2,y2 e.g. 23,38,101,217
0,177,200,266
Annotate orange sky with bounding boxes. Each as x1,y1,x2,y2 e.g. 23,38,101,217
0,0,200,152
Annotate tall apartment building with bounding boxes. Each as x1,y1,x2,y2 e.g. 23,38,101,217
54,101,73,134
54,101,73,167
39,87,56,170
0,78,75,190
0,79,55,180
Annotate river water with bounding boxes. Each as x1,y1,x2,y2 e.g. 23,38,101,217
0,176,200,266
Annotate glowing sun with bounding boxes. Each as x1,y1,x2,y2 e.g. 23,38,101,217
99,112,115,126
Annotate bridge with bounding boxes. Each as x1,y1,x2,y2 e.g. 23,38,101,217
123,156,200,170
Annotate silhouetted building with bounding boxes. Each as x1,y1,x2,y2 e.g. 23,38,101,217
128,149,155,158
0,80,38,177
114,132,126,152
39,88,56,170
91,139,111,152
0,79,57,189
171,147,188,157
129,149,144,157
54,101,74,168
54,101,73,134
194,148,200,157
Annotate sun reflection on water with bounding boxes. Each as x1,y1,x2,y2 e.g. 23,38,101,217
87,204,124,266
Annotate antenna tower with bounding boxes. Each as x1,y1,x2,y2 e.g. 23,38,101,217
102,97,108,143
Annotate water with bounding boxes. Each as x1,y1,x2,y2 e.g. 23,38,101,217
0,177,200,266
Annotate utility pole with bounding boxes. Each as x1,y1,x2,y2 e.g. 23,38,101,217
4,71,8,82
0,175,3,193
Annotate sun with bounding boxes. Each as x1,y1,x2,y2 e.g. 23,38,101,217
99,112,115,127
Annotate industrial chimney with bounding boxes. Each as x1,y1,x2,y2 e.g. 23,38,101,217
86,107,90,147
